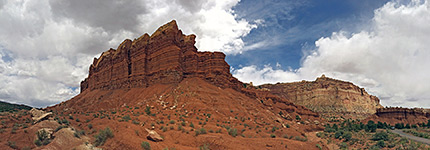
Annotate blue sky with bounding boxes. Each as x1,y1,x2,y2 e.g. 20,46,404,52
0,0,429,108
227,0,389,70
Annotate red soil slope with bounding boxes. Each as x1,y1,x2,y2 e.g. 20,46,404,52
25,20,328,149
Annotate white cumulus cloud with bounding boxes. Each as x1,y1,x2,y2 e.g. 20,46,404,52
233,0,430,108
0,0,259,107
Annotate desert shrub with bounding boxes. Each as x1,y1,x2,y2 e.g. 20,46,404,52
35,129,51,146
294,136,308,142
316,144,322,150
145,106,151,115
270,134,276,138
334,130,343,139
122,115,131,122
132,120,140,125
199,143,210,150
405,124,411,129
271,126,279,132
94,127,114,146
342,131,352,142
199,128,207,134
11,126,17,134
74,132,80,138
372,131,388,141
375,140,385,148
365,120,377,132
324,124,336,133
189,122,194,128
88,124,93,129
395,123,405,129
61,119,70,125
228,128,238,137
141,141,151,150
169,120,175,124
7,141,17,149
74,130,85,138
295,115,301,120
338,142,348,149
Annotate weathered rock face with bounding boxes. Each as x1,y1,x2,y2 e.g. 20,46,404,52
80,20,241,92
30,108,53,124
261,75,383,119
365,107,430,125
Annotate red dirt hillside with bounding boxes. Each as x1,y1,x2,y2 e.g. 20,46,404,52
36,20,328,149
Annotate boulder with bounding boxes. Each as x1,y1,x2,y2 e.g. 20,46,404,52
145,128,163,142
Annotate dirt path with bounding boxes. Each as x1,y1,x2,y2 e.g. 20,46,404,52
391,129,430,145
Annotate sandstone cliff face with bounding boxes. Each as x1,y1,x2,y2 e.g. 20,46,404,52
261,75,382,119
365,107,430,125
80,20,241,92
74,20,321,125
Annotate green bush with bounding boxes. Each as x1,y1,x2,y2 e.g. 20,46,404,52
270,134,276,138
34,129,51,146
365,120,377,132
88,124,93,129
339,142,348,149
145,106,151,115
375,140,385,148
199,128,207,134
295,115,301,121
94,127,114,146
334,130,343,139
372,131,388,141
199,143,210,150
7,141,18,149
141,141,151,150
228,128,238,137
293,136,308,142
342,131,352,142
132,120,140,125
122,115,131,122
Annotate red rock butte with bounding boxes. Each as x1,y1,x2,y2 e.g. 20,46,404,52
80,20,241,92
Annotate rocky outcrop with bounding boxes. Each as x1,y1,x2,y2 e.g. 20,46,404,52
80,20,241,92
365,107,430,125
261,75,383,119
30,108,53,124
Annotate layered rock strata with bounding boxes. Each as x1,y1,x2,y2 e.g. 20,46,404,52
261,75,383,119
366,107,430,124
80,20,241,92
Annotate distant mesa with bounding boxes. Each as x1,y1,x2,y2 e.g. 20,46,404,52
261,74,383,120
365,107,430,125
80,20,241,93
